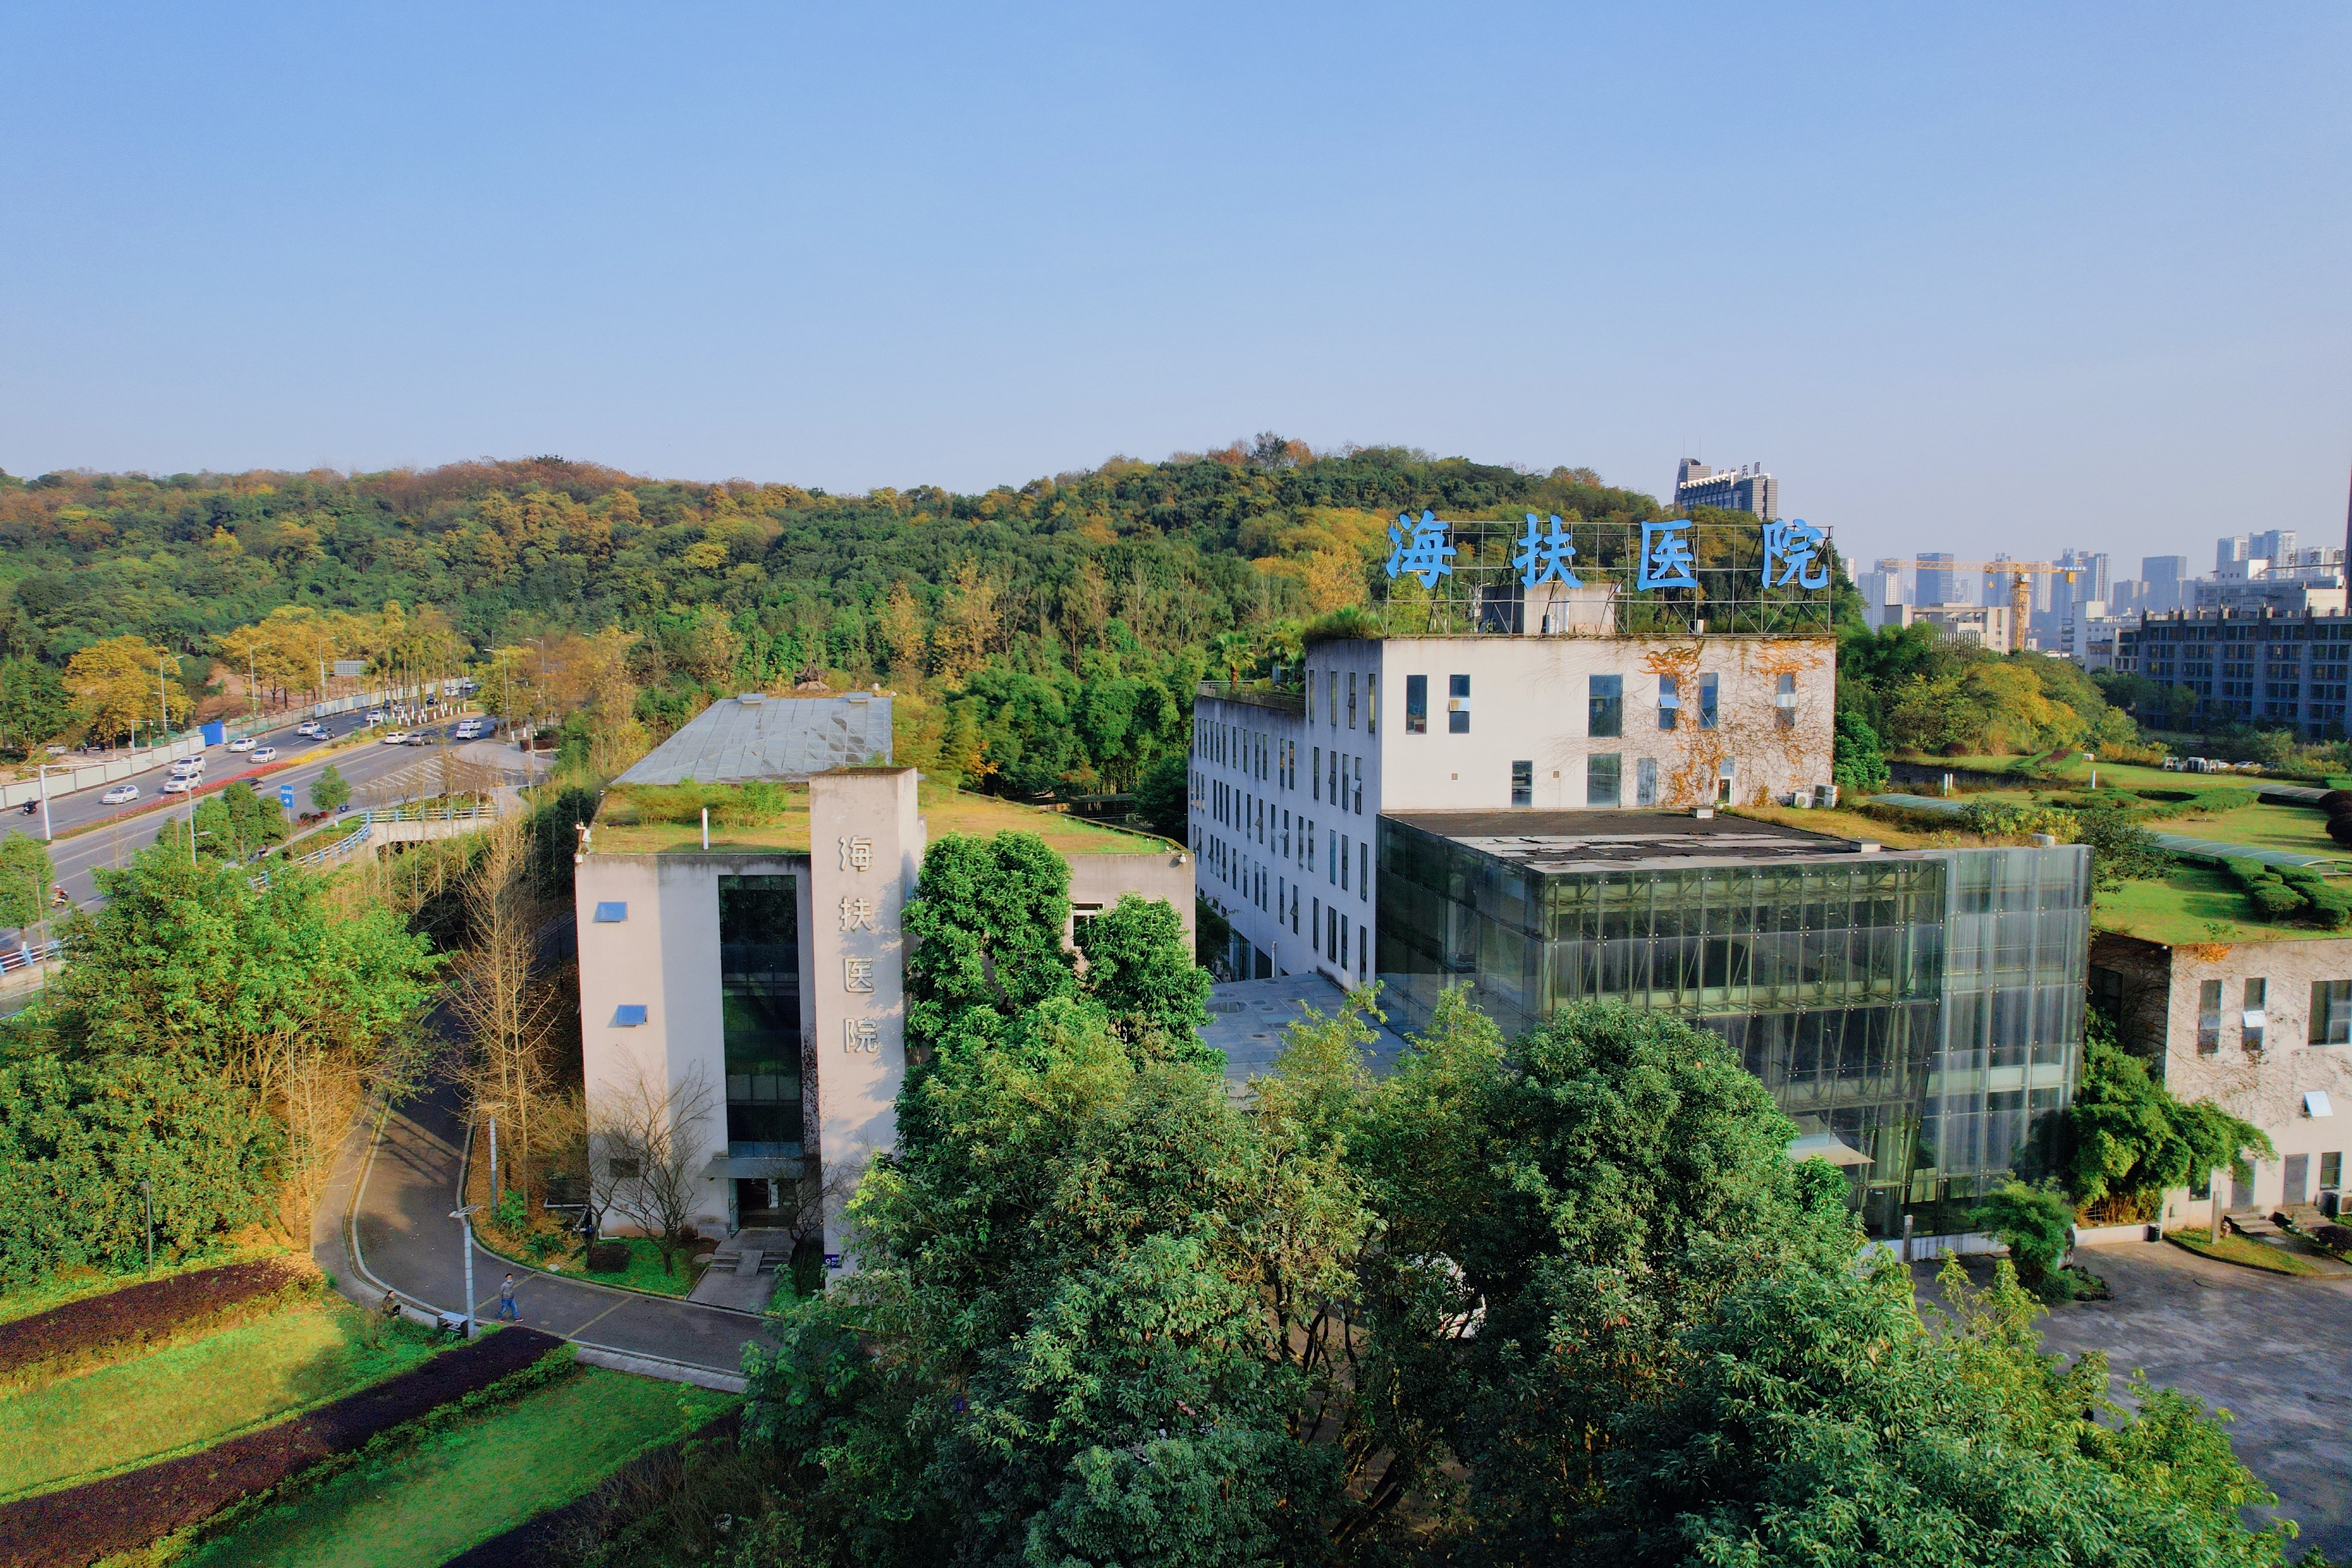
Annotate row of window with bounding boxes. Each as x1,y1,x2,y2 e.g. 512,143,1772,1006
2194,977,2352,1052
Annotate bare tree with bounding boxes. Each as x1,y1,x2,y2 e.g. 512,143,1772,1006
450,814,564,1209
592,1066,719,1276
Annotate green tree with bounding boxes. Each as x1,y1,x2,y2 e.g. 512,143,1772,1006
1832,707,1891,794
310,762,351,814
1972,1178,2077,1292
0,656,71,754
0,831,54,930
1074,892,1214,1066
2064,1038,2270,1218
740,995,1354,1567
1134,750,1189,841
2074,804,2169,888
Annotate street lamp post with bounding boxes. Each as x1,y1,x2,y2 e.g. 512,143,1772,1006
450,1203,481,1339
139,1179,153,1276
37,762,52,842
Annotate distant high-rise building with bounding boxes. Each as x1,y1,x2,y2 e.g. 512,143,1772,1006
1916,551,1964,608
2217,530,2299,572
2141,555,2189,614
1674,459,1780,519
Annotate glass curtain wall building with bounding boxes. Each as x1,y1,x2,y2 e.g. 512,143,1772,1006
718,874,804,1226
1377,812,2087,1236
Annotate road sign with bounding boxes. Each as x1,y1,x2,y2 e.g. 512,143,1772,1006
334,660,365,678
279,785,296,810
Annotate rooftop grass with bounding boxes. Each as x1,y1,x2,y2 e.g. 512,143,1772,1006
180,1366,736,1568
0,1297,439,1502
2142,800,2344,859
591,778,1175,858
2094,863,2340,946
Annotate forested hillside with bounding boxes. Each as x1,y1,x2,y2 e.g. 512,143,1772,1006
0,444,1662,794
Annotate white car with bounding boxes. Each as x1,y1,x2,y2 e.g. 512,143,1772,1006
251,746,278,763
228,737,257,753
296,722,324,738
367,710,386,724
381,731,411,745
161,775,195,794
100,784,139,805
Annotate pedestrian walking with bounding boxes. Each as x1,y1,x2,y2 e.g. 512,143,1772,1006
497,1273,519,1321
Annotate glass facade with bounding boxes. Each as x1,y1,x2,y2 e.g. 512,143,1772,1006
718,874,803,1160
1377,821,2088,1236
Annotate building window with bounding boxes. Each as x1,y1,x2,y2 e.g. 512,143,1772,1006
1511,760,1533,806
2312,980,2352,1045
1636,757,1658,806
1587,753,1622,808
1448,674,1470,734
1698,674,1719,730
1348,672,1358,729
2244,977,2267,1052
1312,747,1320,801
1657,676,1678,731
1405,674,1427,733
1774,673,1797,731
1588,675,1623,738
1367,673,1377,734
1307,670,1317,724
2196,979,2221,1054
2325,1152,2343,1192
1353,757,1363,813
1329,670,1339,727
1340,833,1349,891
1359,841,1367,900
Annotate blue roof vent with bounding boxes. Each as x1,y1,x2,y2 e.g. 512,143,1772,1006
612,1005,649,1027
594,902,628,922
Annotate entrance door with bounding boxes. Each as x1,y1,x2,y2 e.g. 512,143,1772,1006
2230,1164,2256,1212
2283,1154,2309,1208
736,1178,783,1228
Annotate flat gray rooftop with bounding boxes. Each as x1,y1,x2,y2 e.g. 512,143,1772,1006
615,692,892,785
1202,972,1411,1094
1384,808,1884,873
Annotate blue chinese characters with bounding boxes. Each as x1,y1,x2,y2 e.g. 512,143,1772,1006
1385,510,1457,587
1513,513,1582,591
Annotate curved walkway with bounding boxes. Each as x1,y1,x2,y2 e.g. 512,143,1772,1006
312,1079,771,1388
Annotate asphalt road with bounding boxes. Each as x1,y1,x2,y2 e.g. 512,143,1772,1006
314,1073,772,1383
24,710,509,908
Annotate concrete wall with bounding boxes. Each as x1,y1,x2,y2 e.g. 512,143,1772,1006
806,768,922,1268
1068,850,1197,945
574,849,812,1238
2147,935,2352,1213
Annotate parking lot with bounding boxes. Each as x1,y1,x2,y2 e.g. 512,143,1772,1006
1921,1240,2352,1558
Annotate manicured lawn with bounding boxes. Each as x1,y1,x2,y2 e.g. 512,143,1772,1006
2166,1230,2325,1276
0,1298,437,1500
590,779,1171,858
2094,864,2329,946
183,1366,736,1568
539,1236,701,1298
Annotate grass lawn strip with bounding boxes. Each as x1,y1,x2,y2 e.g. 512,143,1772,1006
2165,1230,2324,1276
436,1409,742,1568
180,1367,737,1568
0,1256,310,1382
0,1325,561,1568
465,1225,700,1300
0,1298,439,1501
0,1241,289,1329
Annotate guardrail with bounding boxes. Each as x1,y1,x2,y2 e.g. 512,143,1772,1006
0,937,64,977
367,799,498,824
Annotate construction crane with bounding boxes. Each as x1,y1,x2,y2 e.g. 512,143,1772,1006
1874,559,2080,622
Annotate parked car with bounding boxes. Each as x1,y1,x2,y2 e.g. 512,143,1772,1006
161,775,195,794
228,737,256,752
100,784,139,804
380,731,411,745
251,746,278,762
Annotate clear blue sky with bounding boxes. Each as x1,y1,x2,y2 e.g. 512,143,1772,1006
3,3,2346,570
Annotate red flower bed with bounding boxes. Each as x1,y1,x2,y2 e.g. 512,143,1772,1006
0,1257,312,1380
0,1326,561,1568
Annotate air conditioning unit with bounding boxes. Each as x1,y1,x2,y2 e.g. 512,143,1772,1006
1814,784,1840,809
2322,1188,2344,1219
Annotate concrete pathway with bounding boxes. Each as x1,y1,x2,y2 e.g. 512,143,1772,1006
313,1078,772,1390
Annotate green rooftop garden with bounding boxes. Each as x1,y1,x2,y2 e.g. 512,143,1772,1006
590,777,1177,858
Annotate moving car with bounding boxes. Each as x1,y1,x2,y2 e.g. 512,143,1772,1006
161,775,195,794
295,721,324,738
251,746,278,762
366,709,386,724
380,731,410,745
100,784,138,804
228,737,256,752
403,733,430,746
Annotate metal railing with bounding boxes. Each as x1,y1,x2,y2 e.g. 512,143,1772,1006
368,798,498,824
0,937,65,977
